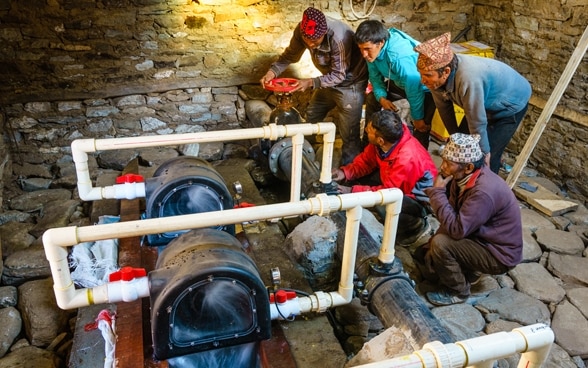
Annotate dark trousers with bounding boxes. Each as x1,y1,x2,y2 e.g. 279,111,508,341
375,195,429,237
306,81,368,165
458,104,529,173
364,82,436,149
417,234,511,296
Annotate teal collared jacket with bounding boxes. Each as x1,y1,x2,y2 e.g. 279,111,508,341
368,29,430,121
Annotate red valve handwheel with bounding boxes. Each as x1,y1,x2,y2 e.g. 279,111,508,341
264,78,299,93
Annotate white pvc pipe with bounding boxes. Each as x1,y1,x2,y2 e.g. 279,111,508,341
290,132,304,202
349,323,554,368
378,198,402,264
318,123,336,184
293,204,365,314
335,205,363,305
71,122,336,202
514,324,554,368
43,189,403,310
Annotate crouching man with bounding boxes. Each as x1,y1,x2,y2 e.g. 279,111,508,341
332,109,437,245
419,133,522,306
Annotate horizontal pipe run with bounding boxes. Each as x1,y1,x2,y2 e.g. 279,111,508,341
71,123,336,201
43,189,403,310
349,323,554,368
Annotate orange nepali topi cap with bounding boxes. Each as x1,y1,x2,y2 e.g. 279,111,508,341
415,32,454,71
300,7,327,40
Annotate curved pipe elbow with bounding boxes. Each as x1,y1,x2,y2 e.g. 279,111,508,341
316,122,337,143
71,138,96,162
54,287,93,310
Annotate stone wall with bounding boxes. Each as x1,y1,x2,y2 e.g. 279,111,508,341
0,0,586,202
472,0,588,201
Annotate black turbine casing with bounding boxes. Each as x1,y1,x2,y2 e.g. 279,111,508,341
143,156,234,246
149,228,271,360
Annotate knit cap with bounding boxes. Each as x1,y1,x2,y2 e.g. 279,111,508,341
442,133,484,163
300,7,327,40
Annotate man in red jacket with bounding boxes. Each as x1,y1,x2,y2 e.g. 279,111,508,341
332,109,437,245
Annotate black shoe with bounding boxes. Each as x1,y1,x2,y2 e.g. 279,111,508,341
397,218,431,247
426,290,469,306
465,271,483,285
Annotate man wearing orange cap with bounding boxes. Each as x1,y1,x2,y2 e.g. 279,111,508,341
414,33,532,173
417,133,522,306
260,7,368,165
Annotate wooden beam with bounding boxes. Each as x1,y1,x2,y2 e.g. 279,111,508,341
529,95,588,129
507,25,588,188
116,158,168,368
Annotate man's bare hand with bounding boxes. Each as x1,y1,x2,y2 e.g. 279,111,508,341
433,173,453,188
413,119,430,133
379,98,398,112
260,71,276,87
292,78,313,92
331,168,346,182
337,184,352,194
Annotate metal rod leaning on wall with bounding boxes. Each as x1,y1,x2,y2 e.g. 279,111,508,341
506,24,588,188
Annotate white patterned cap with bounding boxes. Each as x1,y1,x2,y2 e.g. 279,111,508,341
442,133,484,163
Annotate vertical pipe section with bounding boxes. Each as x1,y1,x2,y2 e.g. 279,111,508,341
289,132,304,202
336,205,363,304
378,199,402,264
318,125,336,185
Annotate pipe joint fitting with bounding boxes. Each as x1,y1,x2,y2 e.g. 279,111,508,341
312,291,331,313
369,258,404,277
106,276,150,303
422,341,458,367
361,270,415,310
113,182,147,200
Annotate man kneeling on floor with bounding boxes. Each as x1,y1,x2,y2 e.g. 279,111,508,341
418,133,523,306
331,109,437,245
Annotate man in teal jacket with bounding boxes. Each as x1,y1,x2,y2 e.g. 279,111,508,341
355,20,436,149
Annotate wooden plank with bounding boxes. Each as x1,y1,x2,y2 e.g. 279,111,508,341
115,158,145,368
115,158,168,368
514,178,578,217
529,95,588,129
507,24,588,188
259,323,298,368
